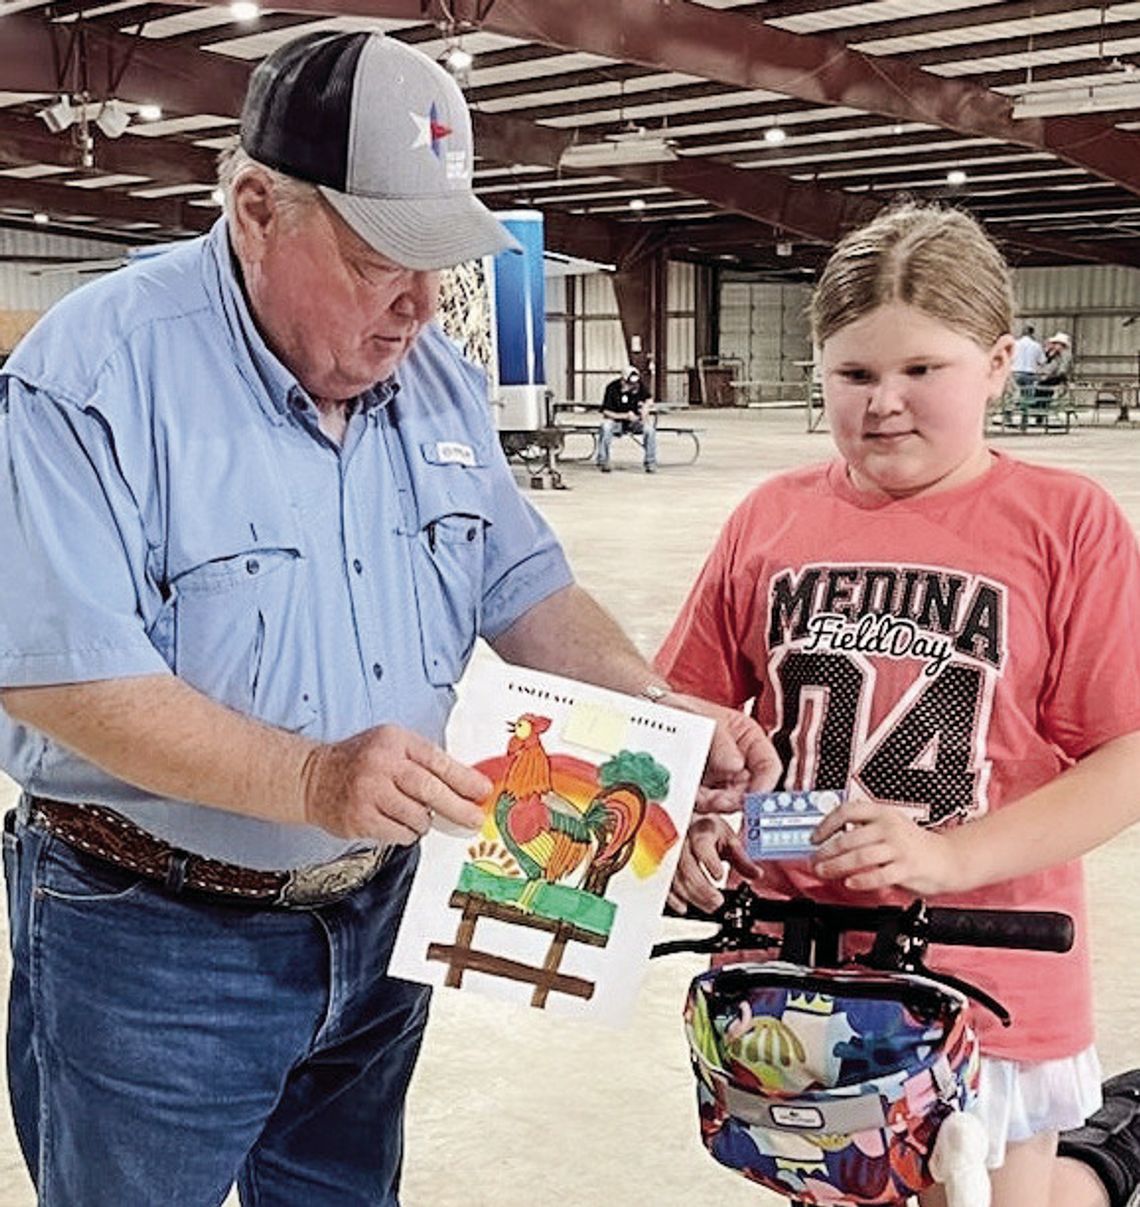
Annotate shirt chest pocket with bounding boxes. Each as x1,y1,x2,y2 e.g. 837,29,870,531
408,500,491,688
168,546,318,733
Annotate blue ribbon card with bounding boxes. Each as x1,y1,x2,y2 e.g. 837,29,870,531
743,789,846,860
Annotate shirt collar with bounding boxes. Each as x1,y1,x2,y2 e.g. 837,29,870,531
205,217,399,421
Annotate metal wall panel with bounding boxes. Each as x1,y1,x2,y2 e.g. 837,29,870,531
666,316,694,404
717,279,813,393
1013,265,1140,380
580,318,627,373
544,321,567,404
668,316,695,367
668,260,696,312
719,265,1140,392
567,271,622,401
1014,265,1140,315
1068,314,1140,378
574,306,626,403
544,274,567,312
665,262,697,403
0,228,125,311
555,266,700,403
580,272,619,315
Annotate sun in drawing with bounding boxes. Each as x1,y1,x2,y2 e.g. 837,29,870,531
466,839,520,878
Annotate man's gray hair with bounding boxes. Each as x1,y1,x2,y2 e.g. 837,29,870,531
216,139,321,224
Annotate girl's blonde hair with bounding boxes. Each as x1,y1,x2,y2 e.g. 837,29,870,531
810,203,1014,349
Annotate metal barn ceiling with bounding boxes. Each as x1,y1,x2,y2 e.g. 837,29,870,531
3,0,1140,279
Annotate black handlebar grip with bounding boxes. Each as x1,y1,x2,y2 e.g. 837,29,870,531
926,907,1073,952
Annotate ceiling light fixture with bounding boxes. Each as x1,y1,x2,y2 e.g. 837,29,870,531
444,44,473,73
230,1,260,20
628,197,646,211
33,212,50,225
38,95,75,134
946,169,967,186
37,91,97,165
764,126,787,145
438,41,473,87
95,98,131,139
1012,79,1140,118
138,103,163,121
561,75,680,169
560,128,678,170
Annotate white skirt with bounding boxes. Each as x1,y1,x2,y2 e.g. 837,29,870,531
970,1044,1103,1168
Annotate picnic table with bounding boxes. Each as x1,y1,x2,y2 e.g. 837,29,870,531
550,401,704,465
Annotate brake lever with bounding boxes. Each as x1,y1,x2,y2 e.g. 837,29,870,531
650,935,726,957
652,885,781,959
859,902,1013,1025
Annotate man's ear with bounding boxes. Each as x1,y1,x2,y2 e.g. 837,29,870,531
229,168,277,264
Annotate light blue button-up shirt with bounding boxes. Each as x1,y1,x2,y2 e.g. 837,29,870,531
0,219,573,868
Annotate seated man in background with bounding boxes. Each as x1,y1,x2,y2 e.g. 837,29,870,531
1036,330,1073,402
597,364,657,473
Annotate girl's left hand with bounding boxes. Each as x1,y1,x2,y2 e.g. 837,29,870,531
811,798,960,895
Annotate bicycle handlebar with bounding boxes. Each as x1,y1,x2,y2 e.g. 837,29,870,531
923,904,1072,952
663,888,1073,955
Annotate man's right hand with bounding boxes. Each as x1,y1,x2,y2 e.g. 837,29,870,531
668,815,763,915
300,726,490,844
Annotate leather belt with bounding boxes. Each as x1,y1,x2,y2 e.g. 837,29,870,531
27,797,389,908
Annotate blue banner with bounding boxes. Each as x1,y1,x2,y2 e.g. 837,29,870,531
493,211,545,387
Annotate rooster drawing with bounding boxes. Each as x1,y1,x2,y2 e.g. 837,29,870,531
492,712,663,911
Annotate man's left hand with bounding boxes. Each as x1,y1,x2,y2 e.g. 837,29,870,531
663,691,781,813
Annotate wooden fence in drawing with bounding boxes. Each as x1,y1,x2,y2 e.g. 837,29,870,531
426,890,610,1008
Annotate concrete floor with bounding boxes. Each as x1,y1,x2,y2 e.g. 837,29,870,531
0,407,1138,1206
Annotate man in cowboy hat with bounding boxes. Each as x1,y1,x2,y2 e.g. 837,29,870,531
1039,330,1074,390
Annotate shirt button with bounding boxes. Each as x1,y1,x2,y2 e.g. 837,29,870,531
372,662,383,681
245,558,260,575
352,558,363,574
291,396,306,411
466,527,477,541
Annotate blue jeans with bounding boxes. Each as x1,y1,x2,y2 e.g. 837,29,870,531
1012,370,1036,401
596,416,657,467
3,806,429,1206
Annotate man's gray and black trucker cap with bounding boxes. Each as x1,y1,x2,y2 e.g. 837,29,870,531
240,31,520,270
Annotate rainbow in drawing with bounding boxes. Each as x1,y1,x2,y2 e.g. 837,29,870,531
631,804,678,878
474,746,678,882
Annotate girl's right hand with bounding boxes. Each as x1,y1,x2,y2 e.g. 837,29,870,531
667,815,764,915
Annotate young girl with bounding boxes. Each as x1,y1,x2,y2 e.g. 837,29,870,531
657,203,1140,1207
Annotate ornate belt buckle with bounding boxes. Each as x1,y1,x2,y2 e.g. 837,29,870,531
280,847,386,907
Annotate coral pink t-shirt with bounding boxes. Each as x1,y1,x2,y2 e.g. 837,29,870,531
657,452,1140,1061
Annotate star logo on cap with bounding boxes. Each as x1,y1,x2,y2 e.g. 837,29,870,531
410,102,453,161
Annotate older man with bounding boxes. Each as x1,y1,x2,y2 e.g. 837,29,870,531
1039,330,1074,392
0,32,774,1207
